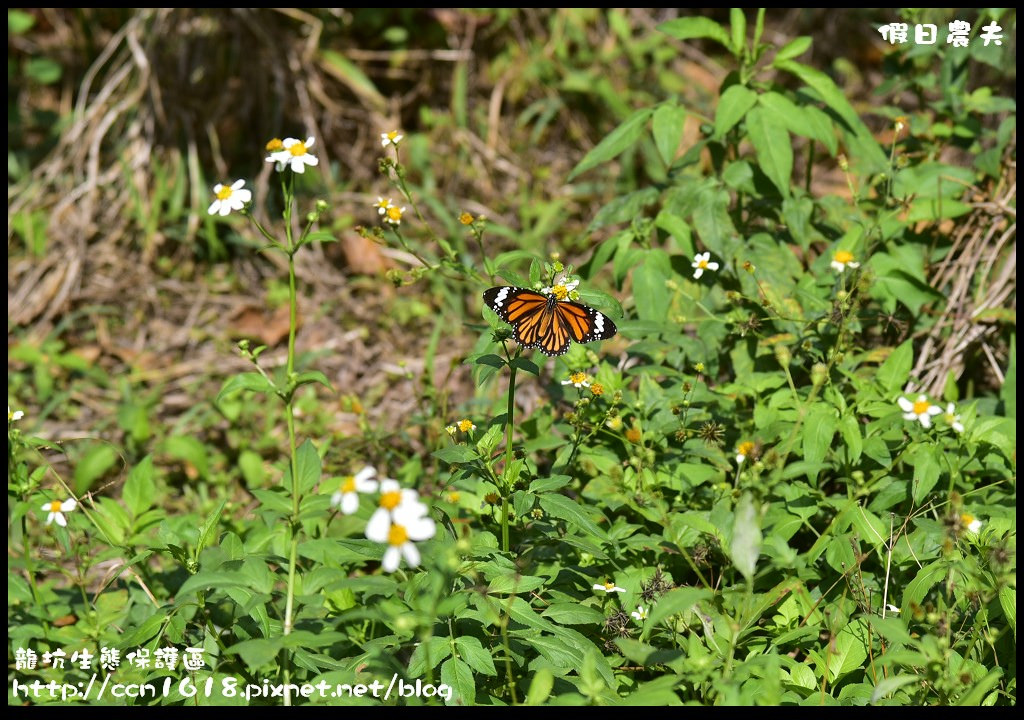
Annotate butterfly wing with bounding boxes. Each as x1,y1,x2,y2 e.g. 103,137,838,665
483,286,616,357
554,300,617,345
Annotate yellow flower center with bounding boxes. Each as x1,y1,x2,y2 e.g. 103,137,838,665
380,490,402,511
376,199,390,209
387,131,400,142
912,400,931,415
550,284,569,301
591,383,604,396
387,523,409,546
458,419,474,432
961,513,975,526
834,250,855,264
289,141,308,157
604,582,616,591
216,185,234,201
625,428,642,443
447,492,460,503
737,441,755,456
459,212,473,225
340,476,356,494
698,259,709,269
265,138,283,151
570,372,587,385
386,206,403,222
49,501,63,512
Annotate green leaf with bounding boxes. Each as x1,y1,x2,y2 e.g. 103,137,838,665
525,668,554,705
123,455,155,516
828,618,869,682
871,675,920,704
440,657,475,706
773,59,888,173
838,413,863,464
746,105,793,196
433,445,478,464
294,439,321,495
729,8,747,59
730,493,762,581
568,107,653,180
538,494,608,541
902,561,945,612
876,340,913,394
646,587,712,628
196,499,227,558
542,603,607,625
998,586,1015,635
408,636,451,676
652,102,688,167
714,84,758,139
73,443,119,495
454,636,497,676
510,356,541,376
909,444,942,505
294,370,333,391
658,17,733,53
8,10,36,34
774,36,812,63
217,372,275,403
161,435,210,478
802,405,837,475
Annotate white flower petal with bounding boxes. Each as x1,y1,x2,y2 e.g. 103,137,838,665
967,518,982,533
45,512,56,525
41,502,53,512
219,203,232,217
304,137,315,148
706,262,719,271
404,516,436,541
61,499,77,513
230,179,245,190
341,492,359,515
382,546,401,573
926,405,942,416
830,261,845,272
365,508,392,542
919,414,932,428
207,201,221,215
292,161,306,174
53,512,67,528
847,261,860,268
897,397,914,412
235,189,252,203
952,421,964,433
379,479,401,494
693,268,704,279
736,454,746,465
902,412,918,421
401,542,421,568
330,491,344,508
593,584,606,591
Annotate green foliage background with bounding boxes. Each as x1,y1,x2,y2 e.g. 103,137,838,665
8,8,1017,706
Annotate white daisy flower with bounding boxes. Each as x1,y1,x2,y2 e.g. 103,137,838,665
593,581,626,594
380,130,404,147
631,605,649,622
691,252,719,280
962,513,983,534
330,466,380,515
365,500,436,573
943,403,965,434
267,136,319,174
207,179,252,216
736,441,755,466
42,498,77,527
541,276,579,301
897,395,943,428
383,205,406,226
884,604,900,615
373,197,393,215
456,419,476,433
561,372,591,389
9,406,25,422
830,250,861,273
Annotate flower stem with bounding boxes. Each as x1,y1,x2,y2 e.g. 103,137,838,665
501,347,521,553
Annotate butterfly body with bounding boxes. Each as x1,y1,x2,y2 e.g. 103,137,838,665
483,286,617,357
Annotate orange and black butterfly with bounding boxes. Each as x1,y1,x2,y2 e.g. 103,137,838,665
483,285,617,357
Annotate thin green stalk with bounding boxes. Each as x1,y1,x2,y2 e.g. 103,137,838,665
281,180,301,706
501,351,519,553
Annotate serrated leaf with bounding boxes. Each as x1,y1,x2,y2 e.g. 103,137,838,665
538,494,608,541
646,587,712,628
454,636,497,676
871,675,920,704
525,668,554,705
440,657,475,706
568,108,653,180
433,445,478,464
407,636,451,676
714,84,758,139
746,105,792,196
196,499,227,557
802,405,837,475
